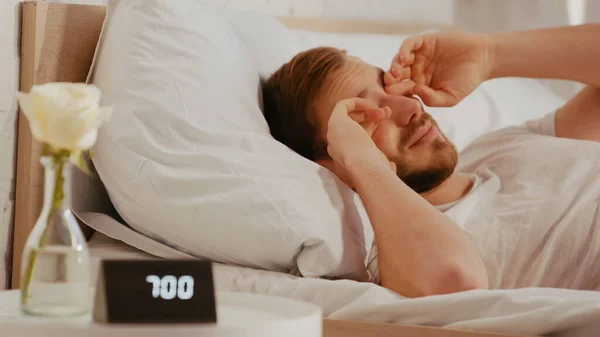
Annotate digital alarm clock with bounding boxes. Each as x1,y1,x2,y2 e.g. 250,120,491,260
93,259,216,324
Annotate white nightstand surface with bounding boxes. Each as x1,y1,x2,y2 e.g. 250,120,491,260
0,290,322,337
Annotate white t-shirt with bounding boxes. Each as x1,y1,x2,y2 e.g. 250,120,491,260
441,111,600,290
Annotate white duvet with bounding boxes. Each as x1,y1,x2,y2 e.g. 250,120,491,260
88,230,600,337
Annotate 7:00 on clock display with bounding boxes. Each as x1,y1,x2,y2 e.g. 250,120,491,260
146,275,194,300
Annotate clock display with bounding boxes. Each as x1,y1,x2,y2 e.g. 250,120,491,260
95,259,216,324
146,275,194,300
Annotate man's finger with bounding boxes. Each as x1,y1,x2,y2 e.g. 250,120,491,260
365,107,390,121
360,121,379,136
331,98,376,122
386,66,411,84
347,111,366,123
384,80,416,96
414,85,458,107
384,70,396,86
335,98,378,115
399,66,411,80
398,36,424,65
399,52,415,66
411,56,427,87
389,53,414,78
349,108,386,124
388,38,419,77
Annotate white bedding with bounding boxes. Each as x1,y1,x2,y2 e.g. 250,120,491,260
88,232,600,337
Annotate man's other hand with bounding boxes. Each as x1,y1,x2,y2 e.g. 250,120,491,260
326,98,396,186
385,33,491,107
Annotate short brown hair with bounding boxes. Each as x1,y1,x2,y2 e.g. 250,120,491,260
262,47,347,160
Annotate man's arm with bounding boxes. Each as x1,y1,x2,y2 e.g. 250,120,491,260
346,154,489,297
325,98,488,298
488,24,600,141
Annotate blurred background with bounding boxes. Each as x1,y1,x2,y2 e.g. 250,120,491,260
0,0,598,288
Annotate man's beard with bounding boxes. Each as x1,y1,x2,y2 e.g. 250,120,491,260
395,114,458,194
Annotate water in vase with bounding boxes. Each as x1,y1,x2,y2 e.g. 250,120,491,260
21,245,90,317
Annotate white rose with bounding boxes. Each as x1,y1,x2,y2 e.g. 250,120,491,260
15,82,112,151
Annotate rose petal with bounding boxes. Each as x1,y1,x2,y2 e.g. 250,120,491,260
16,83,111,150
75,128,98,151
16,92,46,142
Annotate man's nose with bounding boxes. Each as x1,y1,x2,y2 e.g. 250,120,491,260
381,95,422,127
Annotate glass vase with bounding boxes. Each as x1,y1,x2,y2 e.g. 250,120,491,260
20,156,91,317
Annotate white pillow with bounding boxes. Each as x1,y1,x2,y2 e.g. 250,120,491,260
91,0,374,281
291,30,566,151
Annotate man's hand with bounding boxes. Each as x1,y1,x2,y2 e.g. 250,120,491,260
326,98,395,185
384,33,491,107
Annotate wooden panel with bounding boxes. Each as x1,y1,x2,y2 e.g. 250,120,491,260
12,1,105,289
12,0,45,291
277,16,459,34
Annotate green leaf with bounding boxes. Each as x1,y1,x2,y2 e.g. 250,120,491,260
70,151,91,175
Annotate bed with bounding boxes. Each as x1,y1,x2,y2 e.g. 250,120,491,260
11,2,600,337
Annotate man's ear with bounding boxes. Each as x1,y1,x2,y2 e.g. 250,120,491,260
315,158,354,188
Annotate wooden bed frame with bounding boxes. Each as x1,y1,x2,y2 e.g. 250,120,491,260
11,2,535,337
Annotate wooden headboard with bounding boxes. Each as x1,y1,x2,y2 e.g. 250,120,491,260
14,1,106,290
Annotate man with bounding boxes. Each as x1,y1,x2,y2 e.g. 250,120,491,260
262,24,600,298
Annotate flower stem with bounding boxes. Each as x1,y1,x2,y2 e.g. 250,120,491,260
20,251,38,304
21,154,66,305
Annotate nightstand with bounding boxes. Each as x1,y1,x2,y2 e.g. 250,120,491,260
0,290,322,337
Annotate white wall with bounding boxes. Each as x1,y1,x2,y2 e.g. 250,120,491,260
587,0,600,22
455,0,570,32
221,0,453,23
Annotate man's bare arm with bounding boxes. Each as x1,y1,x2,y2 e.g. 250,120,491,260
347,155,489,297
555,86,600,141
488,24,600,141
325,99,488,297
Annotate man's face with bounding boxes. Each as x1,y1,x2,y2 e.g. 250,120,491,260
314,57,458,193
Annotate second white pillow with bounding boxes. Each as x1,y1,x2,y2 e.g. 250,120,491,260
91,0,375,281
